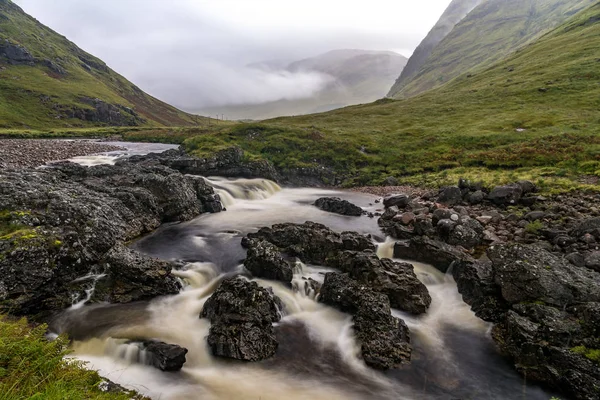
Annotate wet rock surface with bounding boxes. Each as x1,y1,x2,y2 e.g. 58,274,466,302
0,153,222,319
143,340,188,372
0,139,125,169
314,197,364,216
242,238,293,284
319,272,411,369
200,277,281,361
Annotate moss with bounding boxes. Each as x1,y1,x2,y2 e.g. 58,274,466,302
526,220,545,235
571,346,600,363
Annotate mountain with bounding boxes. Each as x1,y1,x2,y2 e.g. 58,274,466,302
200,49,407,120
389,0,596,99
0,0,196,129
192,2,600,187
388,0,483,98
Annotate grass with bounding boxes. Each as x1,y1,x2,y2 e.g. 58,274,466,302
390,0,596,98
0,0,198,129
0,316,145,400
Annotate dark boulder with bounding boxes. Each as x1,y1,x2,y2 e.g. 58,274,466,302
437,187,462,206
447,217,484,249
242,238,293,284
143,341,188,372
488,184,523,206
247,222,375,267
319,273,411,369
487,244,600,307
0,39,34,64
584,251,600,272
334,251,431,314
393,237,473,273
314,197,363,216
571,217,600,239
467,190,485,205
200,277,280,361
517,180,537,195
383,194,409,209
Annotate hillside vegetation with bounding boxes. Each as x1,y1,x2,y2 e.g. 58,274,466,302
388,0,483,97
181,2,600,191
391,0,596,99
0,0,197,129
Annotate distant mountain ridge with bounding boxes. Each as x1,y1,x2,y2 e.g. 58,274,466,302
201,49,407,120
0,0,196,129
390,0,596,99
388,0,483,98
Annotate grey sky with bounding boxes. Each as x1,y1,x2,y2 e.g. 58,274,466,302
14,0,451,111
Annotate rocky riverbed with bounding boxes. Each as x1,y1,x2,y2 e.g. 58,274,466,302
0,139,125,169
1,145,599,400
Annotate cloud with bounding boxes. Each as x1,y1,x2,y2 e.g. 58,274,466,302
14,0,452,111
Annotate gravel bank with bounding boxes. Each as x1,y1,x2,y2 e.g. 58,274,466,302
348,185,428,198
0,139,125,169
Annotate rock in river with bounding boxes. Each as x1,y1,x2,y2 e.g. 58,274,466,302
314,197,363,216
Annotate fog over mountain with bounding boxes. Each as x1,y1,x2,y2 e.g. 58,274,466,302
13,0,451,114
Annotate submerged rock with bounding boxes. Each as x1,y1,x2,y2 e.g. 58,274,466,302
319,272,411,369
143,341,188,372
200,277,281,361
314,197,363,216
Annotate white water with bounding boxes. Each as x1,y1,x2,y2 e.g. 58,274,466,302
67,141,179,166
55,174,553,400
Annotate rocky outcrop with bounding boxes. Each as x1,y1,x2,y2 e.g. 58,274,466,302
0,39,34,65
393,237,473,273
0,155,222,319
242,238,293,284
143,341,188,372
333,250,431,314
200,277,281,361
246,221,375,266
452,243,600,399
319,272,411,369
314,197,363,216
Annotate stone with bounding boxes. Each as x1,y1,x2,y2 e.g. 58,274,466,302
438,187,462,206
516,180,537,195
400,212,416,226
318,273,411,369
571,217,600,239
488,184,523,206
467,190,485,205
585,251,600,272
525,211,546,221
383,194,410,209
393,237,473,273
143,341,188,372
200,277,280,361
242,238,293,284
476,216,493,225
314,197,363,216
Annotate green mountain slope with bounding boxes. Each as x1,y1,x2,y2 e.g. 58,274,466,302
186,2,600,190
391,0,596,99
388,0,483,97
200,50,407,120
0,0,196,129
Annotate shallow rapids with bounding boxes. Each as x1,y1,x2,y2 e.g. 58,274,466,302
54,176,554,400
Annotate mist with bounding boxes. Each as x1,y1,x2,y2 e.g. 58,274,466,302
14,0,452,111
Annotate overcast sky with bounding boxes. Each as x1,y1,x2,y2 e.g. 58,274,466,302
14,0,451,111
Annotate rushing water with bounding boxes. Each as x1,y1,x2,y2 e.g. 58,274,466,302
52,153,555,400
66,141,180,166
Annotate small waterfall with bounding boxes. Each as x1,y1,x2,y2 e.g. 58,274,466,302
204,177,282,207
376,238,396,259
70,271,107,310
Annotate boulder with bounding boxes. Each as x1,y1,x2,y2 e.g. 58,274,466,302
383,194,409,209
314,197,363,216
242,238,293,284
488,184,523,206
437,187,462,206
333,251,431,314
467,190,485,205
143,341,188,372
571,217,600,239
246,222,375,267
318,273,411,369
200,277,280,361
585,251,600,272
393,237,473,273
517,180,537,195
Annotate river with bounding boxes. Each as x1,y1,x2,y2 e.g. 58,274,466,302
51,146,554,400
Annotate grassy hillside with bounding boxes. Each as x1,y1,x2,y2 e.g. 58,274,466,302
183,2,600,192
392,0,596,99
199,50,407,120
388,0,483,98
0,0,197,129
